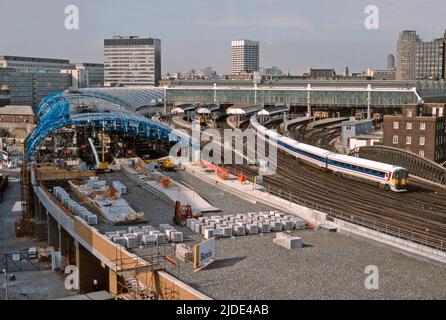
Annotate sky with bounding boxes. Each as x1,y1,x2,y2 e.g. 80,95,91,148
0,0,445,75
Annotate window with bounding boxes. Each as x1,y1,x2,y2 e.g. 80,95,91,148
407,110,413,117
406,122,412,130
393,135,398,144
419,150,425,157
420,122,426,130
393,121,399,129
419,136,425,146
406,136,412,145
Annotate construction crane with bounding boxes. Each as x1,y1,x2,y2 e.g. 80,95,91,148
88,133,110,172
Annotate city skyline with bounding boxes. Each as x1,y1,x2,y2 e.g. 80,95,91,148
1,0,446,75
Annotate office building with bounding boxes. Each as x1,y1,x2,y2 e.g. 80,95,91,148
416,38,444,80
397,31,418,80
369,69,397,80
397,30,446,80
0,55,74,73
0,84,10,107
307,68,336,77
0,68,72,107
104,36,161,86
62,63,104,89
387,54,396,70
231,40,259,74
383,103,446,162
0,55,104,107
262,66,283,77
76,63,104,87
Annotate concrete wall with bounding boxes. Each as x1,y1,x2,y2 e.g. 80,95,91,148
33,182,211,300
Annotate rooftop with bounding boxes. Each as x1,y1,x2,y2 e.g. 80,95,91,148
0,105,34,115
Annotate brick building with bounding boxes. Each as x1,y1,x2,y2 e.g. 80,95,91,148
0,105,36,139
383,103,446,162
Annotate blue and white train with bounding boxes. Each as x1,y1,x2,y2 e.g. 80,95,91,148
250,115,408,192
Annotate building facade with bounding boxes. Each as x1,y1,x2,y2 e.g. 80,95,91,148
341,119,374,151
231,40,259,74
0,105,36,139
0,68,72,107
104,36,161,86
0,55,74,73
397,31,418,80
370,69,397,80
0,56,104,108
397,30,446,80
383,104,446,162
76,63,104,87
416,38,444,80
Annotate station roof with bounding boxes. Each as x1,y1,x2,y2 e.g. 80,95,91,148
226,104,262,115
74,87,164,112
258,105,290,116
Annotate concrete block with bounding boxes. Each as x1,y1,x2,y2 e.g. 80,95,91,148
246,224,259,235
233,225,246,236
257,222,271,233
171,231,183,243
273,233,303,249
221,226,233,237
270,221,283,232
142,234,157,245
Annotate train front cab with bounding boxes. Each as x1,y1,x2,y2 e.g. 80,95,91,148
390,168,409,192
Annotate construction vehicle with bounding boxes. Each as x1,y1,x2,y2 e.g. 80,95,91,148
173,201,200,225
88,134,111,173
144,157,176,172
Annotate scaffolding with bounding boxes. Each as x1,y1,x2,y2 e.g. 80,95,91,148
113,243,180,300
16,164,34,237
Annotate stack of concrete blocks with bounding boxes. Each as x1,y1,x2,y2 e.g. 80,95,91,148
123,233,139,248
159,224,184,243
53,187,98,225
112,180,127,197
185,211,307,239
141,234,157,245
273,232,303,250
148,230,167,244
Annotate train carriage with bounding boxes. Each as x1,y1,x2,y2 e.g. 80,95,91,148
251,115,408,192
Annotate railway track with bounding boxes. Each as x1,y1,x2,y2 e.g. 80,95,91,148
159,115,446,251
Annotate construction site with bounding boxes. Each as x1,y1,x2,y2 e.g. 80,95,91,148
1,86,446,301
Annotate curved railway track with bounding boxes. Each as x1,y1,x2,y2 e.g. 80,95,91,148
159,115,446,250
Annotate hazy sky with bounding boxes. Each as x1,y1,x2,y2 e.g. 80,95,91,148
0,0,445,74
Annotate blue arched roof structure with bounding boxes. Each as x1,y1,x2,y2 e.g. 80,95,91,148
25,88,186,162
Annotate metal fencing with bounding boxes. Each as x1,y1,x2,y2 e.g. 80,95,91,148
261,182,445,254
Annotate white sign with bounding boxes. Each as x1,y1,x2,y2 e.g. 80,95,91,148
194,238,215,269
12,253,20,262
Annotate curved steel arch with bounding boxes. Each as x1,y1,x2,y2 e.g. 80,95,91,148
25,91,186,162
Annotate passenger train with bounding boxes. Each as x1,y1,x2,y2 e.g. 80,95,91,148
250,115,408,192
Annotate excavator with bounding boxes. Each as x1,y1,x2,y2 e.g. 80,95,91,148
144,157,176,171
